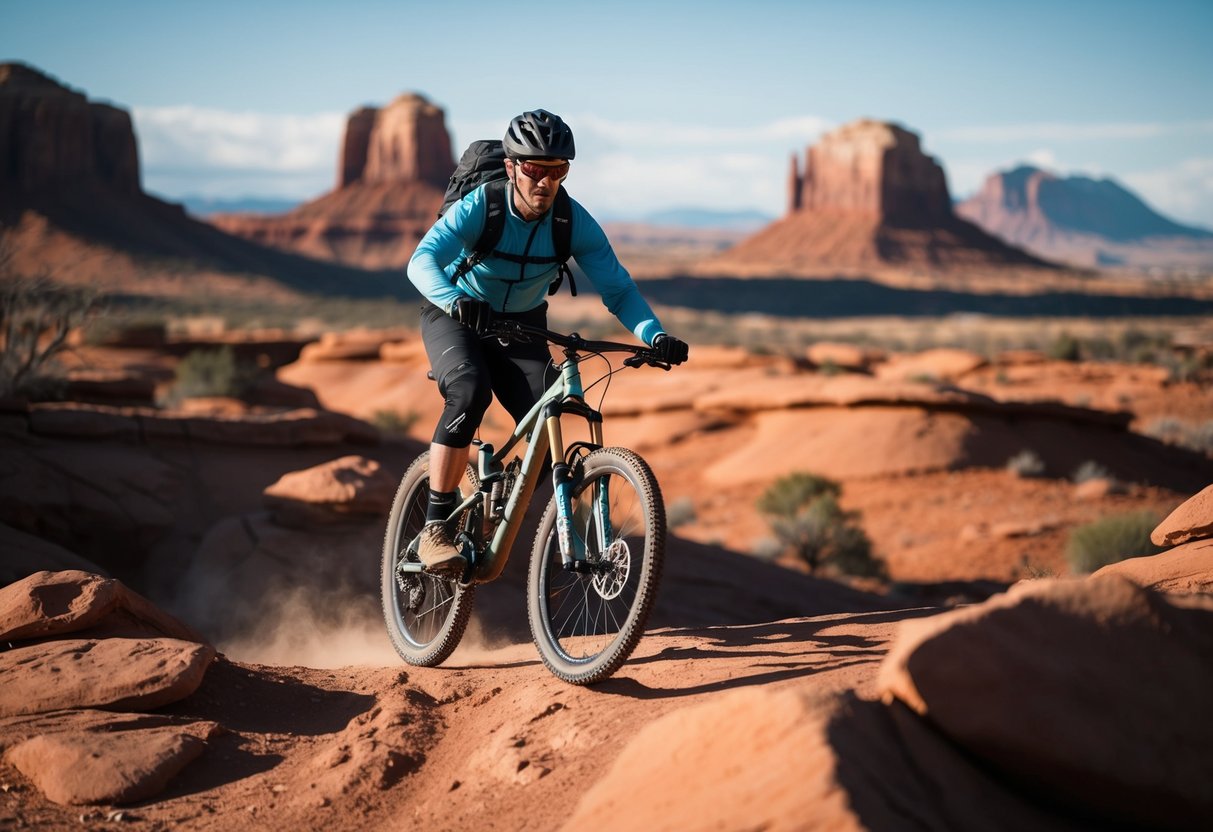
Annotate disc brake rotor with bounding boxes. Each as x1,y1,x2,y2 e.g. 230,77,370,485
591,539,631,600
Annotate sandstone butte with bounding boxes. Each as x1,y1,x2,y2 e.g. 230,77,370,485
710,118,1054,275
956,164,1213,272
210,93,455,269
0,61,401,300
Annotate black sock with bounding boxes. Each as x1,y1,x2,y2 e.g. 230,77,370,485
427,489,457,524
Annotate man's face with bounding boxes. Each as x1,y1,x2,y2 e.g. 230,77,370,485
508,157,570,215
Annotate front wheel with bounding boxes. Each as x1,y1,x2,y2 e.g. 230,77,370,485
528,447,665,684
380,451,478,667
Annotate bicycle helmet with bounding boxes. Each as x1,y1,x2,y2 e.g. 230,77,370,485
503,109,576,161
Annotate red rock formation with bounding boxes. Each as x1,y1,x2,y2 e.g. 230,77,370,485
212,93,455,269
0,63,401,300
712,119,1051,273
0,63,139,194
957,165,1213,272
797,119,951,226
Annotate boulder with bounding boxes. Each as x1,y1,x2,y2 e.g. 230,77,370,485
263,455,398,526
805,341,884,372
1092,538,1213,596
0,638,215,717
6,723,218,805
1152,483,1213,547
878,576,1213,828
0,570,207,644
873,348,987,382
563,687,1083,832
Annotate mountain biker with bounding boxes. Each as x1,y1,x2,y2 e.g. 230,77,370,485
406,108,689,576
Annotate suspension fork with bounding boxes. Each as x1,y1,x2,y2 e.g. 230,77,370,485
545,402,585,567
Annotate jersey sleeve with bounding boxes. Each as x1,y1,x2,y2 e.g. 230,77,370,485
569,202,665,345
407,188,485,313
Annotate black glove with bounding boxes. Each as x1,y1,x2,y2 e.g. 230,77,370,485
652,333,689,365
451,297,493,335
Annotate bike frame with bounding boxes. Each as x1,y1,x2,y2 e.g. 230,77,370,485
397,340,608,584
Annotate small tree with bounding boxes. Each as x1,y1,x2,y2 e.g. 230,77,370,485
756,472,884,578
0,244,97,399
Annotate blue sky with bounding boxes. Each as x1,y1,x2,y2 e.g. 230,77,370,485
5,0,1213,225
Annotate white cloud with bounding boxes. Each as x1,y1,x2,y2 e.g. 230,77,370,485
935,119,1213,144
1123,157,1213,229
133,105,345,197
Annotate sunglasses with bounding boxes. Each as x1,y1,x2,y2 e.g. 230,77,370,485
516,159,570,182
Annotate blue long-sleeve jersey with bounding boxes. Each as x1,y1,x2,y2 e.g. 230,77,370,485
407,184,664,346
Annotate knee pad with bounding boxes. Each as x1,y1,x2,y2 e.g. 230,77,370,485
434,363,492,446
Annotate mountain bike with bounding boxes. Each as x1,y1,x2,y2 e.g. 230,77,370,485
380,320,673,685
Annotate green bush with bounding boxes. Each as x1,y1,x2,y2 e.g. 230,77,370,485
172,346,251,399
1065,510,1165,574
371,408,420,438
1071,460,1112,483
756,472,884,578
666,496,697,528
1006,449,1046,478
1047,333,1082,362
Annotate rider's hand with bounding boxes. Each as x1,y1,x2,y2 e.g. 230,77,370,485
652,333,689,365
451,297,493,335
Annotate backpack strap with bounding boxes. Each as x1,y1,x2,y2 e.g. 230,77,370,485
450,181,508,283
449,182,576,297
546,188,576,297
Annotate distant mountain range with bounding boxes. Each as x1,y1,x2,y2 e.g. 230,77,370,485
956,165,1213,272
177,196,302,217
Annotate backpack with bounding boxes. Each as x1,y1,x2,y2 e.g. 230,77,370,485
439,139,576,297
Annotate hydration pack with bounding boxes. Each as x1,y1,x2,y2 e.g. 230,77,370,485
439,139,576,297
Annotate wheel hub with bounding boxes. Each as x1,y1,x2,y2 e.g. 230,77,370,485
591,539,630,600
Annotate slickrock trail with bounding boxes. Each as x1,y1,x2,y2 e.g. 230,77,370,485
3,608,928,831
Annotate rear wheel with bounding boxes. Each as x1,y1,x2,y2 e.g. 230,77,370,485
527,447,665,684
380,451,478,667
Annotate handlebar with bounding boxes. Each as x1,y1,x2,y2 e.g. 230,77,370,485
486,319,673,371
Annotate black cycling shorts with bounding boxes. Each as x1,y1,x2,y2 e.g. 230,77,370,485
420,301,557,447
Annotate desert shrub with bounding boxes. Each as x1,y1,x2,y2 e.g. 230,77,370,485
171,346,252,399
756,472,884,578
1006,449,1046,478
0,267,97,398
1065,510,1164,573
1047,333,1082,362
371,408,419,438
751,537,783,560
1071,460,1112,483
666,496,697,528
1145,417,1213,456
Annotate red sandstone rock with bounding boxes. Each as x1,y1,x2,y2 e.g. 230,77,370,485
563,686,1081,832
713,119,1050,272
263,455,398,526
0,62,139,194
1151,483,1213,547
805,341,884,372
0,570,206,644
797,119,951,224
1092,538,1213,595
873,348,987,382
878,576,1213,827
957,166,1213,272
211,93,454,269
0,638,215,717
6,724,218,805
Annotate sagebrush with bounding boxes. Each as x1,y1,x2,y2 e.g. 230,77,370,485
756,472,884,578
1065,510,1164,573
